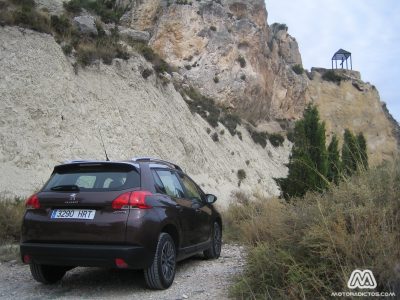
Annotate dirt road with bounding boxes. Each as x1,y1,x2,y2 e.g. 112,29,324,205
0,244,245,300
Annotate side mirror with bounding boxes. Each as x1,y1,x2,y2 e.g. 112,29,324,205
205,194,217,204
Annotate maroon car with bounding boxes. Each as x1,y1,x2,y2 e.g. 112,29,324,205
20,158,222,289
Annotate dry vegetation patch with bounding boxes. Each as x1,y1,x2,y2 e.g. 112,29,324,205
224,163,400,298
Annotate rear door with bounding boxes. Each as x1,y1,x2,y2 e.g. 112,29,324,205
177,173,213,244
22,163,140,244
152,169,197,247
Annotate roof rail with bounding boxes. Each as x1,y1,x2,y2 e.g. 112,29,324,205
131,157,182,171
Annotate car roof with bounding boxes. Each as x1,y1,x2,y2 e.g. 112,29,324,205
60,158,183,171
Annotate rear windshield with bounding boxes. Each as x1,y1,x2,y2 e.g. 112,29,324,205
42,164,140,192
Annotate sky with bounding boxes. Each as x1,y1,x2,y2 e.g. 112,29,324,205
266,0,400,122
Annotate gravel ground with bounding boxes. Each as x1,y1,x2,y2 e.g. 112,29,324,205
0,244,245,300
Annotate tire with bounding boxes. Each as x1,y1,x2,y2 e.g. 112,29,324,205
30,263,67,284
204,222,222,259
144,233,176,290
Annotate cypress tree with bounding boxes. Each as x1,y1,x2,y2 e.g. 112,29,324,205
327,134,341,184
276,105,328,199
356,133,368,170
342,129,358,175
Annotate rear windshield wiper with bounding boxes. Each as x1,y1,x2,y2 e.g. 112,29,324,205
50,185,80,191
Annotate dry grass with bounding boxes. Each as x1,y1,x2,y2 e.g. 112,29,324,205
224,162,400,299
0,197,25,262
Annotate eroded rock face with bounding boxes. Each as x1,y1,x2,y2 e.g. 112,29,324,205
0,26,290,204
307,69,399,165
123,0,399,165
126,0,308,123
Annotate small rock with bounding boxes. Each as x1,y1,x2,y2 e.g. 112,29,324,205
118,27,150,43
182,294,188,299
73,15,98,35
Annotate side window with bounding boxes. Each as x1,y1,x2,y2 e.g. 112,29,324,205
154,170,185,198
179,173,202,201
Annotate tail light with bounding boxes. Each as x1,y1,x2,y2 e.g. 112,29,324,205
25,194,40,209
112,191,152,210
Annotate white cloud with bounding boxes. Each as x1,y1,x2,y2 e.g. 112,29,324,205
266,0,400,121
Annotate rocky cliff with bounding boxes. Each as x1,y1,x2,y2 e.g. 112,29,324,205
0,26,289,204
121,0,399,164
0,0,398,201
123,0,307,124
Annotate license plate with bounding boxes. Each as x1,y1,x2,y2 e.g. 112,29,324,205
51,209,96,220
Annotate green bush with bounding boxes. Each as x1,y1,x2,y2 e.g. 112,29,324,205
227,163,400,298
292,64,304,75
63,0,128,23
211,132,219,142
237,169,246,187
63,0,82,14
322,70,344,84
248,128,268,148
220,113,241,136
184,87,220,128
12,6,51,33
268,132,284,147
237,55,246,68
62,44,73,55
50,14,71,35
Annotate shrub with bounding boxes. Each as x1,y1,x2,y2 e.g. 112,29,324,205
211,132,219,142
63,0,128,24
63,0,81,13
184,87,220,128
11,0,35,7
0,197,25,243
213,76,219,83
141,68,153,79
12,6,51,33
210,25,216,31
292,64,304,75
220,129,225,135
176,0,192,4
62,44,73,55
322,70,343,84
248,128,268,148
237,169,246,187
237,55,246,68
50,14,71,36
228,163,400,298
237,131,242,141
268,132,284,147
220,113,241,136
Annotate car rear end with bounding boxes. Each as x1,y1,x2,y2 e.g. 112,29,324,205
20,161,159,270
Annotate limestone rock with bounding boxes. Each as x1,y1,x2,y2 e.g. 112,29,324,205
73,15,98,35
0,26,290,204
118,27,150,42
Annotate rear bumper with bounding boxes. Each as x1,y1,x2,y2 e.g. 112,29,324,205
20,242,154,269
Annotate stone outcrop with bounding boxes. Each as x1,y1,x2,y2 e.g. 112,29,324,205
0,26,289,204
125,0,308,124
122,0,399,165
307,69,399,165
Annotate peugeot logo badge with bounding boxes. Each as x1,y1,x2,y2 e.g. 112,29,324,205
69,193,77,201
